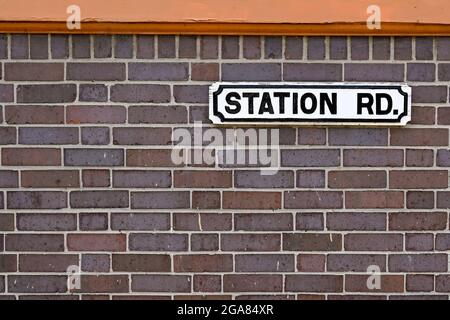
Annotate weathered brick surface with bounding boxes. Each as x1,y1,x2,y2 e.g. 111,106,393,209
0,35,448,299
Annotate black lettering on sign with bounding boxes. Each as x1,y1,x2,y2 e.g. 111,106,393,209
211,83,411,126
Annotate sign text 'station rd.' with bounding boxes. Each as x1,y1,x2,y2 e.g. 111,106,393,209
210,83,411,126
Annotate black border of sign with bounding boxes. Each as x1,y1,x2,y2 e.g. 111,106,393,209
211,84,410,123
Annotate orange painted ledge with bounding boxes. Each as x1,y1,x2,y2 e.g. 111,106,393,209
1,22,450,36
1,0,450,35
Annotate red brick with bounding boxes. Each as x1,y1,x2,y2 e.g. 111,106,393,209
223,192,281,209
76,275,129,293
221,234,281,252
389,212,447,231
5,105,64,124
112,254,170,272
21,170,79,188
297,254,326,272
67,105,126,124
390,170,448,189
132,275,191,293
345,275,404,293
235,254,294,272
19,254,78,272
2,148,61,166
285,191,343,209
346,191,404,209
328,170,386,188
192,191,221,209
286,275,343,293
235,213,293,231
283,233,342,251
191,63,219,81
344,234,403,251
174,170,231,188
224,275,282,292
174,255,233,272
67,234,126,252
390,128,449,146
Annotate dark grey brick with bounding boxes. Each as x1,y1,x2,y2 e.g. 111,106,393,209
372,37,390,60
408,63,436,81
282,150,340,167
19,127,78,145
72,35,91,58
110,84,170,103
137,35,155,59
345,64,404,81
307,37,325,60
222,63,281,81
351,37,369,60
79,84,108,102
128,63,188,81
7,191,67,209
70,191,129,208
284,63,342,81
329,129,388,146
416,37,434,60
65,149,124,166
330,37,347,60
131,191,190,209
67,63,125,81
17,84,76,103
114,35,133,58
94,35,112,58
30,35,48,59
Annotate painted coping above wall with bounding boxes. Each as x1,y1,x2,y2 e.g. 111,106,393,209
0,0,450,35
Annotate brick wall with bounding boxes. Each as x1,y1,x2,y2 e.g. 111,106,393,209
0,34,449,300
